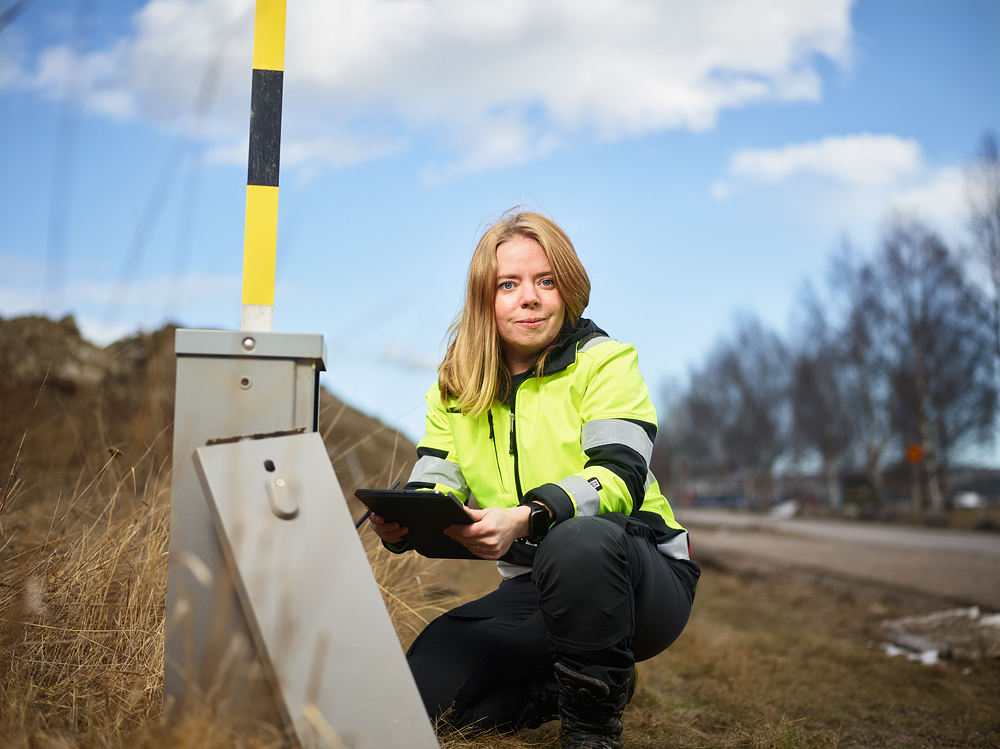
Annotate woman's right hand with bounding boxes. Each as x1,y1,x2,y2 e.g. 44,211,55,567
368,513,409,544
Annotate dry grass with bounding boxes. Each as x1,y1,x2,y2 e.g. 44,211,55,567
0,442,451,747
1,457,170,745
1,366,998,747
6,466,997,749
0,343,437,747
361,524,463,653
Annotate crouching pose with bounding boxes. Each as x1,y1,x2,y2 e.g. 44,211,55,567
369,211,699,749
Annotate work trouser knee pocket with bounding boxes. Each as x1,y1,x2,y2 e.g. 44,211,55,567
533,516,635,653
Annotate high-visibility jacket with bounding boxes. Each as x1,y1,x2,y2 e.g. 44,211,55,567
401,318,690,573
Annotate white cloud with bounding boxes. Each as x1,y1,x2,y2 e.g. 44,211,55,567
728,133,923,185
74,319,144,347
0,269,243,343
886,166,967,237
714,133,970,243
7,0,853,174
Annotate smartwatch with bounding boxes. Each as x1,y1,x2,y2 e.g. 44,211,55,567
526,501,551,540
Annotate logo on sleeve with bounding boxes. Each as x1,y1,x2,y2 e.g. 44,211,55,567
588,477,603,492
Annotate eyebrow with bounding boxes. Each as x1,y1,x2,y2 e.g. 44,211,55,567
496,271,552,280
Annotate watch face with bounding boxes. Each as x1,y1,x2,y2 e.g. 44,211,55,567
529,504,548,537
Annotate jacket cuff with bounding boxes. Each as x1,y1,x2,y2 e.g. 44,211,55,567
382,540,412,554
522,483,575,527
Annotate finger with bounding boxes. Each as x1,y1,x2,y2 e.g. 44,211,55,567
474,542,493,558
449,522,483,537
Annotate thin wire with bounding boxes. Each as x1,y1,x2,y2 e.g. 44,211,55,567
104,9,252,330
0,0,36,35
164,12,250,320
43,0,100,311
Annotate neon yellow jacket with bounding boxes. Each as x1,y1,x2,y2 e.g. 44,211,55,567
402,318,690,567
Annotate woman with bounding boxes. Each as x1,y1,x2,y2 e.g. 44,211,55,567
370,211,698,749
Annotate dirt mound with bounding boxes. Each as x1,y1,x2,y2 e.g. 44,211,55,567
0,315,415,505
0,315,107,389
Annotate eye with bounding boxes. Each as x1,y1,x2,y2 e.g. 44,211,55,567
540,278,555,288
499,281,515,290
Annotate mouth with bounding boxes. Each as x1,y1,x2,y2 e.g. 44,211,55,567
516,318,546,328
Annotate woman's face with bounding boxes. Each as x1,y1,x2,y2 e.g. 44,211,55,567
494,235,566,374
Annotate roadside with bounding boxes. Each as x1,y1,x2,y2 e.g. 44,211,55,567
429,550,1000,749
677,507,1000,610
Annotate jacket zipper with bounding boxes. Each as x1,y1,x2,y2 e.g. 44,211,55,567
509,397,524,500
487,411,507,492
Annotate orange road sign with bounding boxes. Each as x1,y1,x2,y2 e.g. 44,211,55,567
905,442,924,465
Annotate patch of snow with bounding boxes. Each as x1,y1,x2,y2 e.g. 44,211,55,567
769,499,799,520
876,641,941,665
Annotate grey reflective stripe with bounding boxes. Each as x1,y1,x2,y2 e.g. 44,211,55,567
557,474,601,516
582,419,653,464
579,335,612,353
409,455,469,495
657,532,690,560
644,470,654,494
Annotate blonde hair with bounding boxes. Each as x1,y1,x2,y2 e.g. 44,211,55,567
438,210,591,415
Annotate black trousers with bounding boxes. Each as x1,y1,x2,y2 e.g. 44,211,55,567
406,514,699,729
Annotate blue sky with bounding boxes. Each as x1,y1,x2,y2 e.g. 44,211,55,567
1,0,998,444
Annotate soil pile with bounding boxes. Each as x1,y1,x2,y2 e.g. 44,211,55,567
0,314,416,508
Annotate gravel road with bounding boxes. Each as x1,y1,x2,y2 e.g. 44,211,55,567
676,508,1000,610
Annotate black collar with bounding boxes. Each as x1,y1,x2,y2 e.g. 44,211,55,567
500,318,609,406
540,317,608,376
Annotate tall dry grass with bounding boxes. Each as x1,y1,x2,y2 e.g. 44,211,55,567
1,450,169,745
0,445,461,747
0,345,457,748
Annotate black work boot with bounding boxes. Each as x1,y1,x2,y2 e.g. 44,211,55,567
554,662,634,749
512,671,560,730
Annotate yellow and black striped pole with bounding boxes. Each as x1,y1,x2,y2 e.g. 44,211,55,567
241,0,287,332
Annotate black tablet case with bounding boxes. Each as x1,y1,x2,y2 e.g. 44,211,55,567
355,489,478,559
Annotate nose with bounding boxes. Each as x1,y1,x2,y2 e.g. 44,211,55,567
519,285,540,308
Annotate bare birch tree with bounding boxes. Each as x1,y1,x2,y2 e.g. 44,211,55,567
878,219,996,510
831,251,894,504
967,132,1000,368
698,317,790,509
791,296,852,509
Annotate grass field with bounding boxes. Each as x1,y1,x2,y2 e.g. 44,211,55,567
3,459,997,749
1,360,997,748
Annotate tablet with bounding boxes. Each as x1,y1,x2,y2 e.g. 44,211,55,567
355,488,478,559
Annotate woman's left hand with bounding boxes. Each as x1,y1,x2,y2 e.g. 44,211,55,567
445,506,531,560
